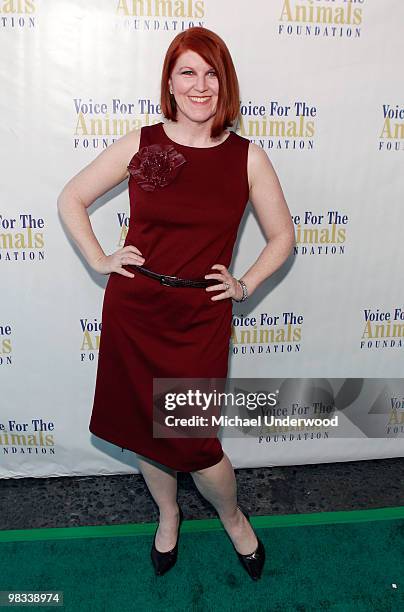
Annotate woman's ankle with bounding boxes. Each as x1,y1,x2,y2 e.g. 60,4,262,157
158,501,180,520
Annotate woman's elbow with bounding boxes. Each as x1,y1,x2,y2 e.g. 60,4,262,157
272,223,295,253
56,184,69,211
57,184,81,214
288,224,296,251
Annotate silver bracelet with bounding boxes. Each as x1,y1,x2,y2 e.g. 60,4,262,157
233,279,248,302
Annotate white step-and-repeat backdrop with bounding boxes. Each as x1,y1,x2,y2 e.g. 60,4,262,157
1,1,403,478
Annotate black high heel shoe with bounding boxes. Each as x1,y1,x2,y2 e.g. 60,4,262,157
231,504,265,581
151,504,184,576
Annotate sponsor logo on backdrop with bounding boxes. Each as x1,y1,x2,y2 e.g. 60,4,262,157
366,385,404,437
231,312,303,356
0,0,36,29
73,100,317,151
0,214,45,262
114,0,205,31
1,418,55,455
361,308,404,350
0,324,12,366
378,104,404,152
80,318,101,362
256,389,332,443
292,210,348,255
72,98,149,149
118,212,129,246
278,0,364,39
386,395,404,436
239,101,316,151
251,379,404,444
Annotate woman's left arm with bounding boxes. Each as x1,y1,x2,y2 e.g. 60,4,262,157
240,142,295,297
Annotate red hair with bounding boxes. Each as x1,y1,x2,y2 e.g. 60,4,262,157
160,26,240,139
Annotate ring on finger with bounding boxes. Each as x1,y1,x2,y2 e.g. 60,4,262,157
224,281,230,290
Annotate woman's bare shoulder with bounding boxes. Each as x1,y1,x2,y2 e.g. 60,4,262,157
78,127,142,182
113,128,142,167
247,141,269,163
57,128,142,207
247,142,273,192
85,127,142,181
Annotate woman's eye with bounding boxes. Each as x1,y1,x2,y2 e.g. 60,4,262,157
181,71,217,76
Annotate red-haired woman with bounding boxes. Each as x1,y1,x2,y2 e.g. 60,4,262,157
58,26,295,581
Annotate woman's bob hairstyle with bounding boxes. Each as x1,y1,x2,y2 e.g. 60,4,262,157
160,26,240,139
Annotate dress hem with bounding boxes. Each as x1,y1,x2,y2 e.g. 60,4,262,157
88,425,224,473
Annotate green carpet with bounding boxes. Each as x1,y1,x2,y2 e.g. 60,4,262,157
0,507,403,612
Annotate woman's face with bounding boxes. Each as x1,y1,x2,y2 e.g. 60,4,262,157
169,50,220,123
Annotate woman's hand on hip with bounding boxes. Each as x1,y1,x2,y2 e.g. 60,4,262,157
91,245,145,278
204,264,244,301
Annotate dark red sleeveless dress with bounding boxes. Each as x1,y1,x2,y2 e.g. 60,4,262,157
89,121,250,471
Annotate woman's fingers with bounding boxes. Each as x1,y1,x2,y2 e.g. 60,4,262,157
209,288,229,301
210,263,226,271
203,265,241,301
205,279,229,291
204,269,232,289
116,268,135,278
91,246,145,275
120,245,145,266
204,272,229,282
123,245,143,256
120,255,145,266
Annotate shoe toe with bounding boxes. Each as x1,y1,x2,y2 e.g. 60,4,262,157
151,547,178,576
235,536,266,580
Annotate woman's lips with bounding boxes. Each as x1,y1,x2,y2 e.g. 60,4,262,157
188,96,211,105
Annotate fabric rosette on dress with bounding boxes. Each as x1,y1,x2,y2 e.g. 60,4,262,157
127,143,187,191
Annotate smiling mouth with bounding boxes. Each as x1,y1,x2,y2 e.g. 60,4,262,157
188,96,211,104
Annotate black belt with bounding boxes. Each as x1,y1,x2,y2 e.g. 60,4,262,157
129,265,220,288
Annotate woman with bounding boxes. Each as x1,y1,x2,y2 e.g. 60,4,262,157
57,26,295,581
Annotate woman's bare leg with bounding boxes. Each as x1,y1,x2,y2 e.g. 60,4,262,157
191,452,258,555
136,455,180,552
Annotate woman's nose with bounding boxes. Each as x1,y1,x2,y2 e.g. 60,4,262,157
195,75,209,91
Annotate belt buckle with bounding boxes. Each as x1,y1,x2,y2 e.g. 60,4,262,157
160,275,178,287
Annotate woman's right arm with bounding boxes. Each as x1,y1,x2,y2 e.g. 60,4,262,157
57,128,145,278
